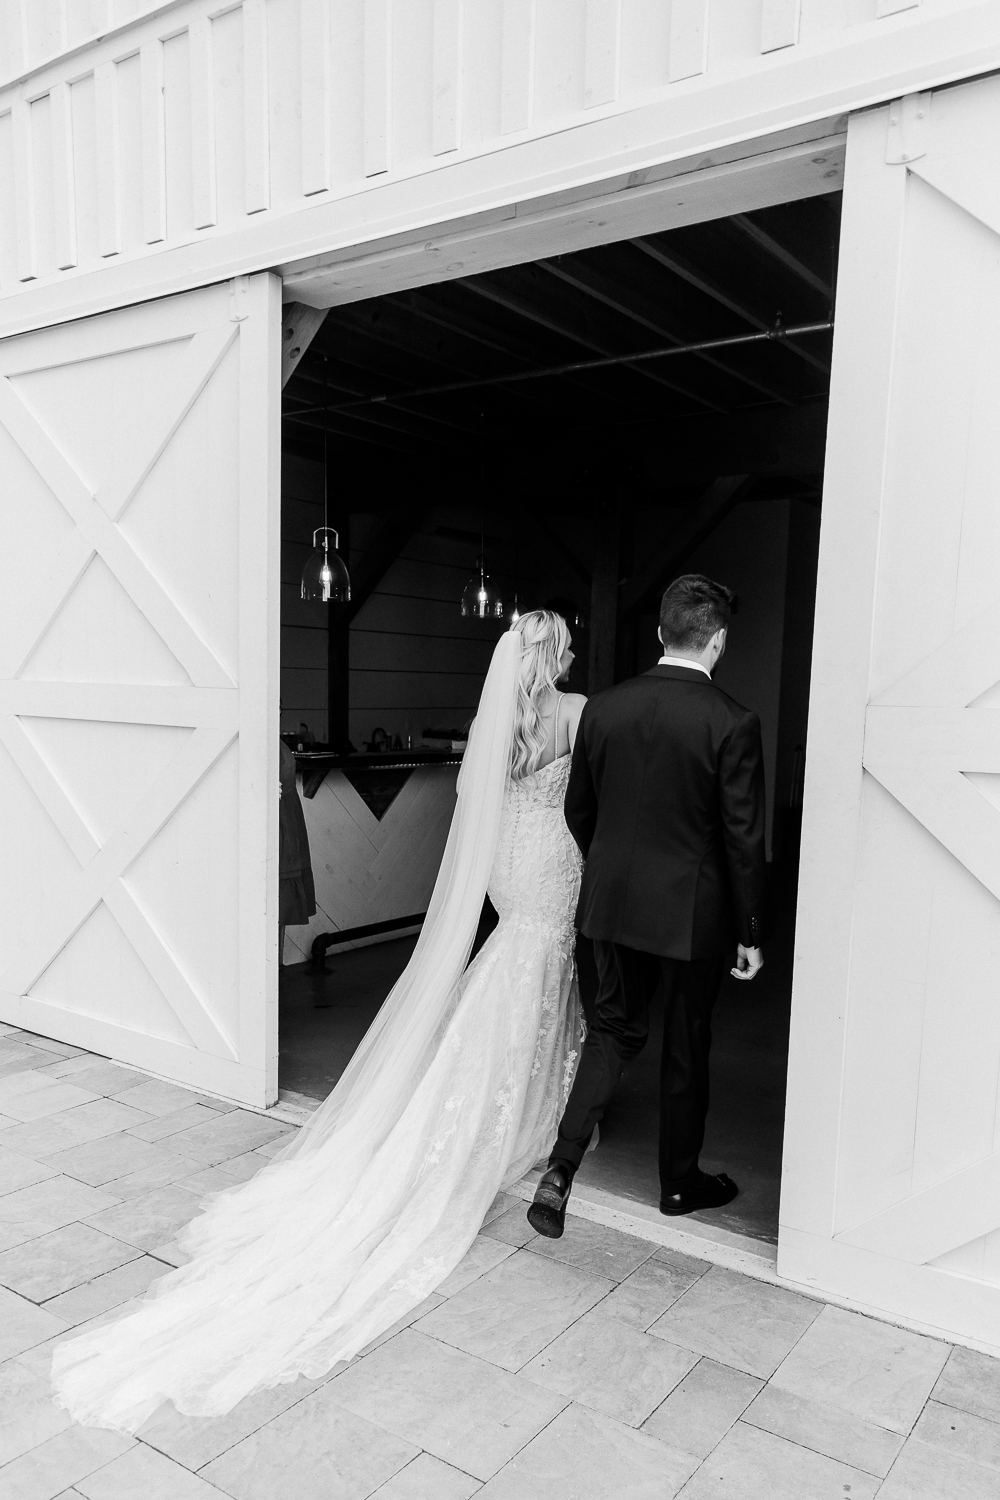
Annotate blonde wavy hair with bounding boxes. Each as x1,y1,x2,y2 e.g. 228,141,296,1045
509,609,570,782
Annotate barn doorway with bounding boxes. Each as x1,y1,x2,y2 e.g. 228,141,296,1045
276,190,840,1246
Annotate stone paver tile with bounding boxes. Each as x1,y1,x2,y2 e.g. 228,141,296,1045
0,1176,123,1245
416,1248,614,1372
174,1164,246,1195
743,1380,903,1477
523,1305,697,1426
479,1205,536,1248
84,1184,202,1252
678,1419,880,1500
0,1284,67,1361
201,1383,418,1500
138,1374,325,1471
0,1425,133,1500
371,1452,480,1498
0,1075,100,1123
0,1146,58,1195
913,1398,1000,1473
148,1240,190,1267
604,1255,710,1332
934,1344,1000,1424
0,1360,72,1467
38,1061,147,1097
476,1401,696,1499
649,1265,821,1378
0,1119,97,1162
641,1357,762,1458
654,1247,715,1275
52,1100,154,1143
526,1216,655,1283
41,1136,190,1190
482,1190,519,1227
328,1327,568,1480
361,1292,444,1357
92,1154,206,1203
16,1035,85,1059
435,1234,516,1295
0,1222,140,1301
207,1152,269,1185
43,1255,168,1327
125,1104,221,1142
770,1303,949,1435
0,1041,63,1078
75,1443,231,1499
111,1080,234,1118
143,1111,289,1166
877,1436,1000,1499
250,1135,287,1159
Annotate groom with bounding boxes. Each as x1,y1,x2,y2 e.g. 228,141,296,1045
528,574,769,1238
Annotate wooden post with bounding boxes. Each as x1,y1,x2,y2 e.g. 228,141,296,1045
587,502,620,694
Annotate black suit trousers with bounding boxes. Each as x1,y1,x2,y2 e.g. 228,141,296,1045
553,939,726,1193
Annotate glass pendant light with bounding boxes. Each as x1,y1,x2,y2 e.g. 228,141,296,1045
301,354,351,603
302,525,351,602
461,555,505,619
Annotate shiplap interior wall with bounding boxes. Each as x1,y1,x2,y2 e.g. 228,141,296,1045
279,457,591,746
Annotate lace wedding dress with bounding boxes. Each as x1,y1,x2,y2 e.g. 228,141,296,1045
52,751,584,1434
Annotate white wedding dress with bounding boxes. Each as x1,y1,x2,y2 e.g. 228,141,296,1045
52,731,584,1433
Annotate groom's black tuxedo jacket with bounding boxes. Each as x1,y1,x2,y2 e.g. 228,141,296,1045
565,664,769,961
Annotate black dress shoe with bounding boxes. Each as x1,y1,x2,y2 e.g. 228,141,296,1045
527,1163,574,1239
660,1171,738,1217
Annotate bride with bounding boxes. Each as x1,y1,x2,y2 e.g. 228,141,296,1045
53,609,588,1433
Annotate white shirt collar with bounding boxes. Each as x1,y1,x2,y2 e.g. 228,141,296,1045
657,655,712,679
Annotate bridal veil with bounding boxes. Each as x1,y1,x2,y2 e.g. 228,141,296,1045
51,629,524,1432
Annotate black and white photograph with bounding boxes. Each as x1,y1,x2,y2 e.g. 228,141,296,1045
1,3,999,1497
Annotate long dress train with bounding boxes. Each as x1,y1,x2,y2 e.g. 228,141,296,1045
52,753,584,1433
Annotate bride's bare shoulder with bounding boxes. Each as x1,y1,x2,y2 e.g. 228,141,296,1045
561,693,587,748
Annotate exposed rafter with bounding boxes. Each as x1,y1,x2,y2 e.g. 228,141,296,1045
632,237,830,377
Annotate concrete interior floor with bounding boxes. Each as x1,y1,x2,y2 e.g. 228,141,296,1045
278,868,797,1246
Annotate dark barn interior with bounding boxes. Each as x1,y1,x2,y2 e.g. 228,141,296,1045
277,190,841,1244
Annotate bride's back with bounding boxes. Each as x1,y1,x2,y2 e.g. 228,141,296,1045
487,610,586,928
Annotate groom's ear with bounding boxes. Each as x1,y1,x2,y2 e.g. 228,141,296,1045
657,626,663,645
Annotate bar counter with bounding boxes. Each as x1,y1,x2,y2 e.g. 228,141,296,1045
282,749,463,964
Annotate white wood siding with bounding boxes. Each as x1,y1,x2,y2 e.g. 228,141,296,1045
0,1,997,335
781,73,1000,1353
0,274,282,1107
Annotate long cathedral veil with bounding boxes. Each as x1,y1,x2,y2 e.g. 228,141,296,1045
272,624,523,1165
51,628,526,1432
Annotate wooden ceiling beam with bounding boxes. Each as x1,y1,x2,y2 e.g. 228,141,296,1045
461,273,725,413
632,236,830,378
538,257,793,407
730,214,833,301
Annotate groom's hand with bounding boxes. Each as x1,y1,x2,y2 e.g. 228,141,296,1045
731,944,763,982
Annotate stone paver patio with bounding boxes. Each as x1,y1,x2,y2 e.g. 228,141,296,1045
2,1021,1000,1498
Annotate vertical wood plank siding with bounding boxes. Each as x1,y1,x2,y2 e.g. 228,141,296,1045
0,1,979,311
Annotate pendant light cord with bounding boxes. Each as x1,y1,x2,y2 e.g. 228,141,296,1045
323,355,329,538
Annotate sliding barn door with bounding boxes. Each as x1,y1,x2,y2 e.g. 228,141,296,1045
781,77,1000,1350
0,277,281,1107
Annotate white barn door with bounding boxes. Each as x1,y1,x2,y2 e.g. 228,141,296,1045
0,277,281,1107
781,76,1000,1351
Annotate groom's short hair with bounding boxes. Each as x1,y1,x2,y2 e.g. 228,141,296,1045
659,574,734,652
